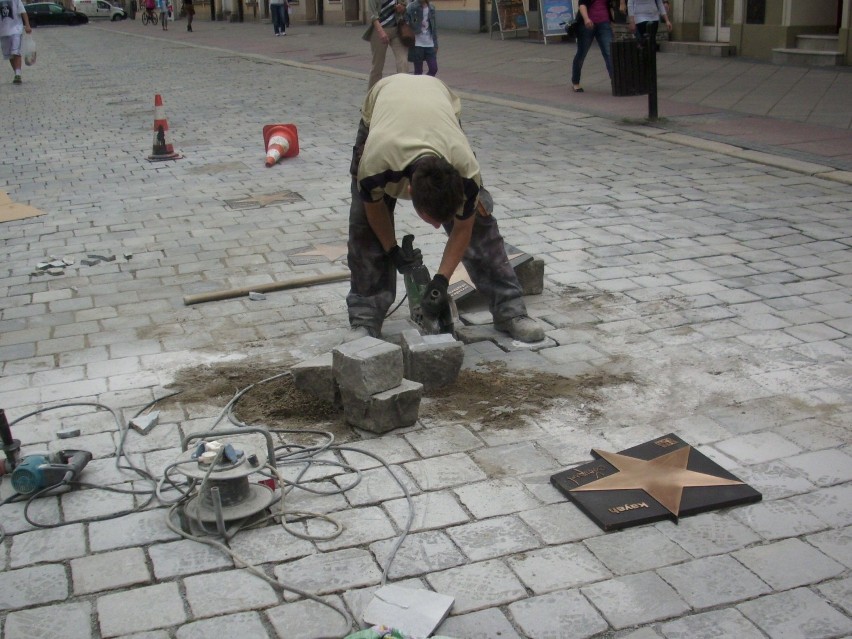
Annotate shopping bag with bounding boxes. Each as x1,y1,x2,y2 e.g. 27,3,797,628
22,33,37,66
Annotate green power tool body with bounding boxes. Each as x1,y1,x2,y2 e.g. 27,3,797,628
401,235,457,335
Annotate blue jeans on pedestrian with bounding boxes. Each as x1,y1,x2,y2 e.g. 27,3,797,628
271,4,286,34
571,21,613,85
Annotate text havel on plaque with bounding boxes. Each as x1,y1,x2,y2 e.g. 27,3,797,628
550,433,762,531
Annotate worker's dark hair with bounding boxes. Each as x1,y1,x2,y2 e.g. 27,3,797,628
410,156,465,224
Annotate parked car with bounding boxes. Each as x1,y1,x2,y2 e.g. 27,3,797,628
25,2,90,25
75,0,127,20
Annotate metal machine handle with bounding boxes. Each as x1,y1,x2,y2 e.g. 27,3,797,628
181,426,276,468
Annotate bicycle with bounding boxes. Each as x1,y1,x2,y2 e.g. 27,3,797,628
141,8,158,24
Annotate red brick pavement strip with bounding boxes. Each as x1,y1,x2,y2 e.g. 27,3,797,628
100,19,852,172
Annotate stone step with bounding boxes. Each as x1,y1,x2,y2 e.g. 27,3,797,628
795,34,840,52
771,47,843,67
659,41,736,57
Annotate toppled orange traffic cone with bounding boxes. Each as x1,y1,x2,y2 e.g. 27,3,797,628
148,94,181,162
263,124,299,167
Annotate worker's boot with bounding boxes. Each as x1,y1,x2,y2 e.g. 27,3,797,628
494,315,544,343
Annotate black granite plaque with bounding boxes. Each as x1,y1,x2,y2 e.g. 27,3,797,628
550,433,762,531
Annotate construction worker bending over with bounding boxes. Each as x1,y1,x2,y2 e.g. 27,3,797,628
346,74,544,343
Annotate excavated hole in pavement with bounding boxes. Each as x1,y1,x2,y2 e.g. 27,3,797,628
165,360,637,444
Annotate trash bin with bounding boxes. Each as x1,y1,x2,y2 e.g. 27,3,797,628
610,38,649,97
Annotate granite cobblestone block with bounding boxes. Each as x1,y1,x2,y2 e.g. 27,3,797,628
0,564,68,612
333,336,403,399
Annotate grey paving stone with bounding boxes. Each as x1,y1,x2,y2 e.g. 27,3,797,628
273,548,382,599
793,483,852,527
436,608,522,639
0,564,68,612
731,497,829,540
10,524,87,568
148,539,234,580
403,453,487,490
338,437,419,471
817,576,852,616
310,505,397,552
469,441,560,478
404,424,484,457
266,597,352,639
660,608,766,639
88,508,180,552
517,502,606,544
426,560,528,614
370,530,466,579
447,515,540,562
806,525,852,569
184,569,279,618
337,466,420,506
620,628,664,639
777,417,852,451
508,589,608,639
581,572,691,630
713,432,802,465
382,491,470,532
655,512,762,557
733,537,845,590
737,587,852,639
71,547,151,594
507,543,611,594
175,611,271,639
227,524,315,566
97,583,187,637
453,478,542,519
584,527,691,575
3,601,93,639
782,448,852,486
657,555,771,609
732,460,816,500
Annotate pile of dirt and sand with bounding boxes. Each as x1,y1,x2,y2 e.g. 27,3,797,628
164,360,636,442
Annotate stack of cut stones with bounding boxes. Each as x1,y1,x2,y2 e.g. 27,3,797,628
290,331,463,433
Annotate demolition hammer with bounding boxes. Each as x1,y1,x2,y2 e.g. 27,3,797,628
0,408,92,495
401,235,457,335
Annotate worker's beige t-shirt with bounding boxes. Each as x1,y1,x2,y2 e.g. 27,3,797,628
357,74,481,219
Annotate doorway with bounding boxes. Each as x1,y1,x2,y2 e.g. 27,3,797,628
700,0,734,42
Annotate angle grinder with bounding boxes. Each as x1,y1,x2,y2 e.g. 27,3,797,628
9,450,92,495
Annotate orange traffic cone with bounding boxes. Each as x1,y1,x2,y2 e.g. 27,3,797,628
147,94,181,162
263,124,299,167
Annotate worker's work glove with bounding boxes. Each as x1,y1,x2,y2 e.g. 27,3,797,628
386,234,423,274
421,274,449,318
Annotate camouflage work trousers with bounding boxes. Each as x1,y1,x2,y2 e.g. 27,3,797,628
346,171,527,332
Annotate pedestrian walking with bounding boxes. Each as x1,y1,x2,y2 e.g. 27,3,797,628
130,0,137,18
347,74,544,343
362,0,408,89
405,0,437,76
571,0,615,92
183,0,193,31
627,0,671,44
0,0,32,85
270,0,286,35
158,0,168,29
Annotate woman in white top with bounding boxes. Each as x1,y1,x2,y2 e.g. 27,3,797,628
627,0,671,42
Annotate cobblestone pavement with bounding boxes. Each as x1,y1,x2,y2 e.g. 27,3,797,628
1,24,851,639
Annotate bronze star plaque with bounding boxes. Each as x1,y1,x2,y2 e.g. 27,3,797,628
550,433,761,531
